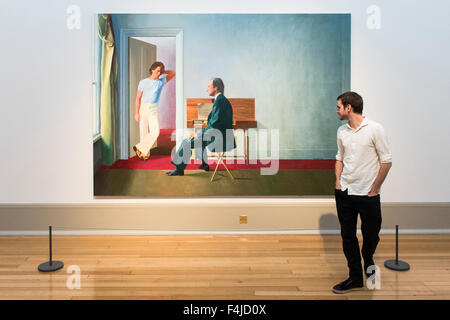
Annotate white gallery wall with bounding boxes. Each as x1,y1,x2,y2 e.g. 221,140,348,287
0,0,449,203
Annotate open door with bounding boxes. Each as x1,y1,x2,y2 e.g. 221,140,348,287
128,37,157,156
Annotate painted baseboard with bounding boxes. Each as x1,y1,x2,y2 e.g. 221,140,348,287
0,202,449,234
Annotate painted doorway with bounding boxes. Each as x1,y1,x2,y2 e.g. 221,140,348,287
128,36,176,157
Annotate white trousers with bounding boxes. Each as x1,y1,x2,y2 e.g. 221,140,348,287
136,102,160,155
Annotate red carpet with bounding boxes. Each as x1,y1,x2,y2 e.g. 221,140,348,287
104,128,335,170
146,128,176,156
99,156,335,170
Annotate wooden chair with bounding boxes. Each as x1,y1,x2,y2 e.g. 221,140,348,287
210,152,235,182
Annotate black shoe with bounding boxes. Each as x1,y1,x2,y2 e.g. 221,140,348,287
332,278,364,294
166,168,184,176
364,260,376,278
198,163,210,171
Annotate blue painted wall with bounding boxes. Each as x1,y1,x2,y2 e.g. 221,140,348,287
111,14,350,159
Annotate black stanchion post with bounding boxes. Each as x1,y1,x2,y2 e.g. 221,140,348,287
395,224,399,263
384,225,410,271
49,225,52,265
38,225,64,272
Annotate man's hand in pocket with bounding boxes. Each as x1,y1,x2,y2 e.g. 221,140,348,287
368,186,379,197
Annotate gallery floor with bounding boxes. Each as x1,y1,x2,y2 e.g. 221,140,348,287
0,234,449,300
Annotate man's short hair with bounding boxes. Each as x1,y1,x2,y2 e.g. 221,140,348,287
337,91,363,114
211,78,225,94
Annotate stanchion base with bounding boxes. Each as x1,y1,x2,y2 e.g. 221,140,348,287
38,261,64,272
384,259,410,271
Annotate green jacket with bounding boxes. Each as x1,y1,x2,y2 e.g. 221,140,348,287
201,93,236,152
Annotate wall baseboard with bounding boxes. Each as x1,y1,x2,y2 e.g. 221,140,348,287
0,203,449,233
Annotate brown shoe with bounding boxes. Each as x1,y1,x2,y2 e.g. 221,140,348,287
133,146,144,160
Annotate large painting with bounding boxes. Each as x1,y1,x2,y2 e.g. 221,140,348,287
93,13,351,197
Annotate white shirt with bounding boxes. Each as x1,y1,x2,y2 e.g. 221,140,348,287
214,92,221,99
137,74,167,104
336,117,392,195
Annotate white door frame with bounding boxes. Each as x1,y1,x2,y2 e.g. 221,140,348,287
118,28,183,159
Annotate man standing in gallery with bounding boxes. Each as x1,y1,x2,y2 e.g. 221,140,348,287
332,91,392,294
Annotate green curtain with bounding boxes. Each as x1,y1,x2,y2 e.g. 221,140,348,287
98,14,118,166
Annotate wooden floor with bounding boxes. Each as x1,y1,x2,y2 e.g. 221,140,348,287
0,234,449,300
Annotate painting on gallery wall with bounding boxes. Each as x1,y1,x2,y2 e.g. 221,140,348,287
93,13,351,197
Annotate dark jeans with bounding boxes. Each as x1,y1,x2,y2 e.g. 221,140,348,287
171,137,208,171
335,188,382,281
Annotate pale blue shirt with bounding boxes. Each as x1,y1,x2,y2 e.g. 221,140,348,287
138,74,167,103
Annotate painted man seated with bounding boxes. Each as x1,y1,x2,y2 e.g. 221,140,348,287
166,78,236,176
